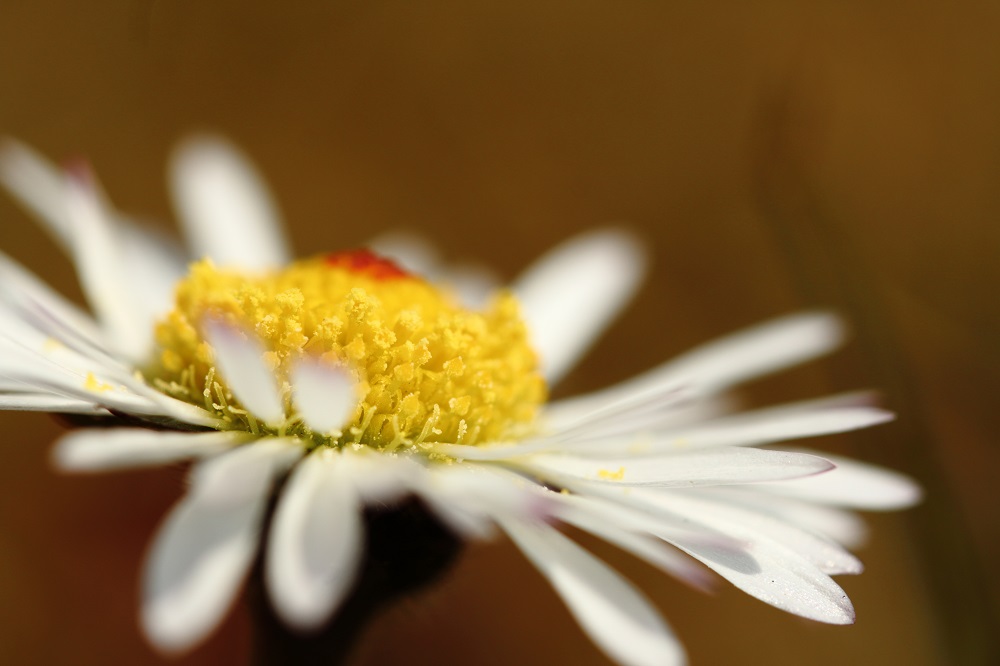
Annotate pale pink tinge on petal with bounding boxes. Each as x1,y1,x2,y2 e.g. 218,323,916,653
202,319,285,426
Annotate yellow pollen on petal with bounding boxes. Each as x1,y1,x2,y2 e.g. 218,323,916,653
84,372,114,393
597,466,626,481
145,251,547,450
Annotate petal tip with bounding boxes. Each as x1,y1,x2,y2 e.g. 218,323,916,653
50,435,84,472
140,599,204,656
290,357,359,434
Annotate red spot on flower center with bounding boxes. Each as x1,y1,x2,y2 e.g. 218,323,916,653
324,249,411,280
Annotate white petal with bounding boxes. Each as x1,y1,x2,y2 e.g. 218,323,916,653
599,487,857,624
545,383,696,443
338,448,423,505
760,451,922,510
636,396,893,449
513,229,646,385
127,383,225,428
433,383,708,464
142,440,300,652
53,428,245,472
521,447,834,487
0,138,75,249
552,312,844,417
0,316,121,383
0,299,116,378
0,337,209,423
652,312,845,392
290,359,358,434
415,465,508,540
569,404,895,457
502,519,685,666
143,495,260,653
437,263,500,309
436,385,811,461
203,320,285,425
0,249,105,353
1,335,219,424
416,463,552,540
0,392,106,414
659,489,862,575
431,439,552,462
551,487,744,551
415,487,498,540
0,347,171,417
266,448,363,629
64,173,151,362
0,140,187,342
170,135,290,270
694,487,870,549
673,533,855,624
188,437,302,504
554,495,717,592
115,219,188,335
365,233,500,308
366,231,439,276
774,503,869,549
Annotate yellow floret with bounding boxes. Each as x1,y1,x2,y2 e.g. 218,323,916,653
146,253,547,450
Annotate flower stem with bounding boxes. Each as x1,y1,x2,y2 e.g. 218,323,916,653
248,499,463,666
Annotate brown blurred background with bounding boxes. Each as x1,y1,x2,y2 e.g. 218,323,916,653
0,1,997,664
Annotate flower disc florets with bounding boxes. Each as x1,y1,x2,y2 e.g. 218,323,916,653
147,250,547,450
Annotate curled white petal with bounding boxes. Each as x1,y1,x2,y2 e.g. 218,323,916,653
673,533,856,625
266,448,363,630
597,487,857,625
143,497,260,652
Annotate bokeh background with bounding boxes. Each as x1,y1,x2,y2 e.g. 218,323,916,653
1,1,998,664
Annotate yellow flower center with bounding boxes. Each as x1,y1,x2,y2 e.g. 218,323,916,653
146,250,547,451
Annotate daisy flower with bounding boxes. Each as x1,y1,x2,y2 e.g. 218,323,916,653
0,136,920,666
